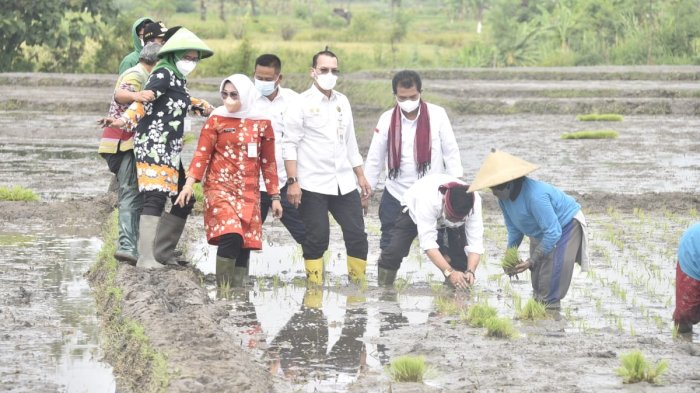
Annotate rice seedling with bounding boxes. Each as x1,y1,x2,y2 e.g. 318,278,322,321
434,295,463,316
501,247,520,275
217,280,232,300
464,303,498,327
0,185,39,201
576,113,624,122
484,317,518,339
517,299,548,320
615,350,668,384
387,355,428,383
561,129,619,140
394,277,410,293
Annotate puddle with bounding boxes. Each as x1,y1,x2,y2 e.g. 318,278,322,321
0,226,116,392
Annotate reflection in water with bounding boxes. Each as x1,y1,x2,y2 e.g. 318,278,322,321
0,232,115,391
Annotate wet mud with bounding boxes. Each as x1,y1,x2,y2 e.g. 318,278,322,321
1,68,699,392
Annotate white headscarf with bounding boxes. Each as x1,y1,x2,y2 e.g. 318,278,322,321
209,74,264,119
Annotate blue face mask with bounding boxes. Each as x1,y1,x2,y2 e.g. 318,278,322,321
254,78,277,97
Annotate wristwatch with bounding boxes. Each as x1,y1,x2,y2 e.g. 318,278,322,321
286,176,298,185
443,267,454,277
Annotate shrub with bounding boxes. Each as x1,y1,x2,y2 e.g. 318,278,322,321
387,355,427,382
0,185,39,201
561,130,619,140
576,114,624,121
280,24,297,41
484,317,518,338
517,299,548,320
616,350,668,384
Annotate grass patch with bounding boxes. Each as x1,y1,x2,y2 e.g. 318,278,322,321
86,210,170,392
434,295,464,316
616,350,668,384
561,129,619,139
576,113,624,121
517,299,548,320
501,247,519,274
0,185,39,201
463,303,498,328
387,355,428,383
484,317,518,339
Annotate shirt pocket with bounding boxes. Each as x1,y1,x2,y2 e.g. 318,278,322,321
304,111,327,130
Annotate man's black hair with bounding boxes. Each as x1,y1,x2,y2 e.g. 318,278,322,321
392,70,422,94
312,48,337,68
255,54,282,73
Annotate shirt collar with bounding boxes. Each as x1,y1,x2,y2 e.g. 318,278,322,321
309,84,336,102
400,107,420,124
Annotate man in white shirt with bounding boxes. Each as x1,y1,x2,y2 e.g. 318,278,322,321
253,54,306,245
364,70,463,254
377,173,484,289
283,49,372,285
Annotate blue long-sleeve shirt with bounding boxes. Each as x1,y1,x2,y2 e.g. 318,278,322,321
498,177,580,254
679,222,700,281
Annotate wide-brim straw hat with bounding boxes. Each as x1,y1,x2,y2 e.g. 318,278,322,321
467,149,540,192
158,27,214,59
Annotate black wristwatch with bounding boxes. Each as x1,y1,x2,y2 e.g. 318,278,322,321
286,176,298,185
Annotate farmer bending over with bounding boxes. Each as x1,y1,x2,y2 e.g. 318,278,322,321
674,222,700,335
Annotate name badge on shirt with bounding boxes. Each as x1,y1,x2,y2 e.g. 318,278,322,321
248,142,258,158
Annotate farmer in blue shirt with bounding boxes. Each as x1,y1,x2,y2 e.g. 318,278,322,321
469,149,589,310
674,222,700,334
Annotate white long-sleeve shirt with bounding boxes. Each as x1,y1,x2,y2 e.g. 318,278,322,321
254,87,299,191
402,173,484,255
364,102,463,200
282,85,363,196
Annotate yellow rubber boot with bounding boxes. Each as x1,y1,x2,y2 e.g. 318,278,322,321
304,258,324,286
303,287,323,309
347,256,367,283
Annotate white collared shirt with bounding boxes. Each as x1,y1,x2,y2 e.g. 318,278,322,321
402,173,484,254
282,84,363,195
254,87,299,191
364,102,463,200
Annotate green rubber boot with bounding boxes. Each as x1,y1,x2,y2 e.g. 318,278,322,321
378,266,398,287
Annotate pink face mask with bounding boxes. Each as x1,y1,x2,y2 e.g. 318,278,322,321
224,96,240,113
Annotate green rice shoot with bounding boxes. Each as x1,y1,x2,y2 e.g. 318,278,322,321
434,295,463,316
464,303,498,328
387,355,428,383
0,185,39,201
501,247,520,274
484,317,518,339
561,129,619,140
576,113,624,122
615,350,668,384
517,299,548,320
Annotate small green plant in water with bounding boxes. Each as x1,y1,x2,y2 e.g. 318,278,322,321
484,317,518,339
576,113,624,122
0,185,39,201
615,350,668,384
517,299,548,320
434,295,463,316
561,129,619,140
464,303,498,328
394,277,410,293
387,355,427,383
501,247,519,274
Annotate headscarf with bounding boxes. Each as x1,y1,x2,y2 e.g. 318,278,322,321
153,50,187,80
439,182,474,222
210,74,265,119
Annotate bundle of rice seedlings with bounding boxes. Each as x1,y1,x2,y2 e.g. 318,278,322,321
387,355,427,382
616,350,668,384
434,295,463,316
484,317,518,339
576,113,624,121
501,247,520,274
561,129,619,139
0,185,39,201
517,299,548,320
464,303,498,328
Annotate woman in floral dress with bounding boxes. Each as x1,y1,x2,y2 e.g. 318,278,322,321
176,74,282,287
106,27,214,269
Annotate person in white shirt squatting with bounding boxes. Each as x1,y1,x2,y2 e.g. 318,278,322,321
282,49,371,285
364,70,463,267
376,173,484,289
253,54,306,245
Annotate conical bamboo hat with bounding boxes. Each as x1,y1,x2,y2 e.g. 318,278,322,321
467,149,539,192
158,27,214,59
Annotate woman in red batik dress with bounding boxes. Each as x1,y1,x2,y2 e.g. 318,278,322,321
176,74,282,288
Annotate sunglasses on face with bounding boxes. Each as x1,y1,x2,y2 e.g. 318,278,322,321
316,67,340,75
221,91,239,99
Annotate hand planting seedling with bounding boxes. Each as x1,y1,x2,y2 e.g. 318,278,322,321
501,247,520,276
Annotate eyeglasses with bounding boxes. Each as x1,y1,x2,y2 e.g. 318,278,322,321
182,55,200,63
316,67,339,75
221,91,239,99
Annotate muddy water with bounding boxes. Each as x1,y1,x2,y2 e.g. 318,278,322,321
0,228,115,391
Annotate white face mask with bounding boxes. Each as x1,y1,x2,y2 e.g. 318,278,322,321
315,72,337,91
176,59,197,76
398,98,420,113
254,78,278,97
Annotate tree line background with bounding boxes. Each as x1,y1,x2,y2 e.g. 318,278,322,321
2,0,699,75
